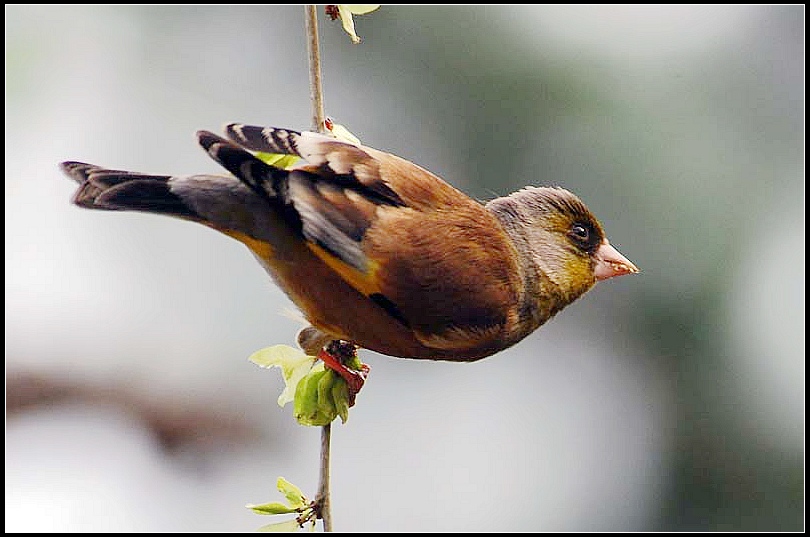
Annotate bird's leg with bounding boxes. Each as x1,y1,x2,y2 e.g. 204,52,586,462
317,340,370,407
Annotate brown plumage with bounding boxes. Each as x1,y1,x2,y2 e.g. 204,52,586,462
60,123,638,363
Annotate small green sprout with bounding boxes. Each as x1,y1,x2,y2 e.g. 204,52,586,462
247,477,318,532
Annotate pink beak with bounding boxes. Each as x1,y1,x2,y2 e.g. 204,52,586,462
594,240,640,281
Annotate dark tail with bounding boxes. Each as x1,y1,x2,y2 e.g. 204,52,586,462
60,161,199,219
61,129,296,225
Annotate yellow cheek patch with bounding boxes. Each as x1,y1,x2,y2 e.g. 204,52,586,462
562,255,597,293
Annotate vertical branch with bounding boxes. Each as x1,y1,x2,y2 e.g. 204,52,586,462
305,5,326,133
317,424,333,532
305,5,333,532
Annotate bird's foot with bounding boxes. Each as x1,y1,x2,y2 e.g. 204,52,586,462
317,340,370,407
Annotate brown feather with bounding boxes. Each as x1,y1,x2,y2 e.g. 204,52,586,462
60,124,638,362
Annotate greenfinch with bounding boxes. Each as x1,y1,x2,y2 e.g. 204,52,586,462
61,124,638,383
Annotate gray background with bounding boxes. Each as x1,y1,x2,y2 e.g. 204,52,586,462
6,5,804,531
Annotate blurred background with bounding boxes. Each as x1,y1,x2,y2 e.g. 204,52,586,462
5,5,804,531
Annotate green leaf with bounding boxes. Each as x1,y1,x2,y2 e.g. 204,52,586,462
277,477,307,509
251,343,363,426
257,519,302,532
249,345,316,407
292,365,357,427
246,502,298,515
331,375,350,424
294,367,333,426
316,369,337,416
249,344,309,370
292,367,318,420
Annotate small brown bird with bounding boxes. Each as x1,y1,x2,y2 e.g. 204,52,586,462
61,124,638,390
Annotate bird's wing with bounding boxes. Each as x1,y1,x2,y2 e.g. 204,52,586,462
208,125,524,352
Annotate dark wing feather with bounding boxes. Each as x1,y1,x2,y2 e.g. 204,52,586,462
201,128,405,276
225,123,405,206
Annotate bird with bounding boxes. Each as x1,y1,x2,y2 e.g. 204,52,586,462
60,123,638,393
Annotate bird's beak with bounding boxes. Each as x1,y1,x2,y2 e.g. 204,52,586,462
594,240,639,281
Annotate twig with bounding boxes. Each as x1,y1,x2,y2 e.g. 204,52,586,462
305,5,326,133
316,423,333,531
304,5,332,531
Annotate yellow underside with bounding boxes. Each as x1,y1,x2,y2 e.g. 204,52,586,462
223,229,382,299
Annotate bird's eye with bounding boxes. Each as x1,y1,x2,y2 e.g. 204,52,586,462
568,222,600,253
571,224,589,241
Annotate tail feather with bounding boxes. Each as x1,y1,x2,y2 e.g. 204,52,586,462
59,161,199,219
